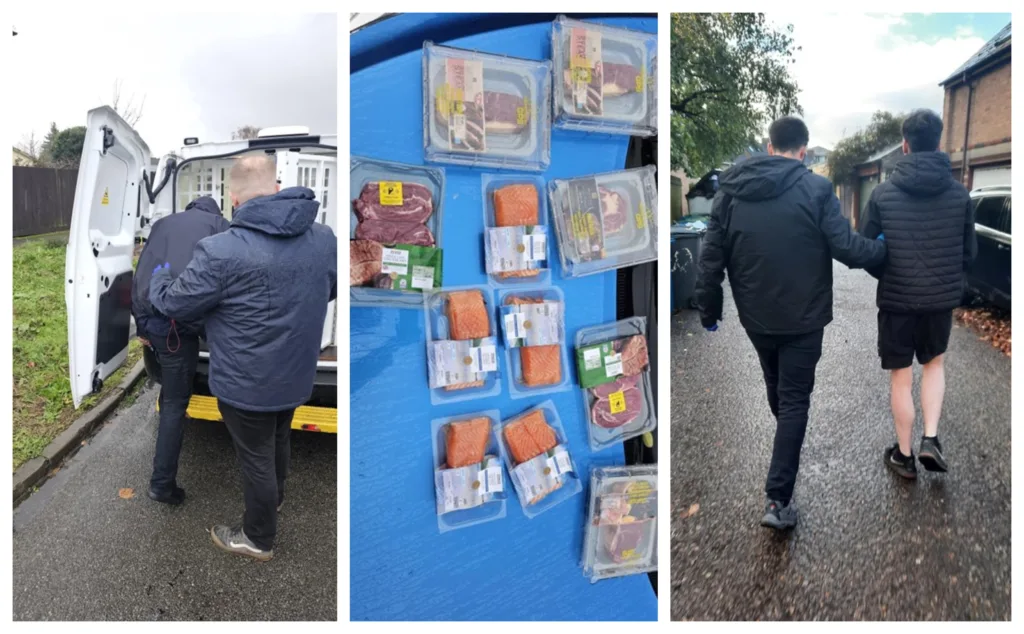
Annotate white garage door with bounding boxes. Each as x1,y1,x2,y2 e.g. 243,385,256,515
972,166,1011,190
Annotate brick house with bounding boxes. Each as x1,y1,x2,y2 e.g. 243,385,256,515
940,22,1011,190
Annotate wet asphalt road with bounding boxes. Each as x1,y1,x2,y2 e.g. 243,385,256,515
670,263,1011,621
13,385,337,621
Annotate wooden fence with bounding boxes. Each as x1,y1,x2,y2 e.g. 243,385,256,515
12,166,79,237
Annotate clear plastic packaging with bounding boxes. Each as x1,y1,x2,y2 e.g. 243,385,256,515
431,411,507,533
581,464,658,582
481,173,551,287
350,156,445,309
551,15,657,137
424,286,501,405
574,317,656,451
496,400,582,518
549,165,658,278
496,286,571,399
423,42,552,172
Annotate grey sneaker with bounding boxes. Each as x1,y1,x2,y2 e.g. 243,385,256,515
918,436,948,473
209,525,273,562
760,499,798,530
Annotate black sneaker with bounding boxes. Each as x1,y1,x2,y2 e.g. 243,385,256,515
884,444,917,480
148,485,186,505
760,499,798,530
209,525,273,562
918,436,948,473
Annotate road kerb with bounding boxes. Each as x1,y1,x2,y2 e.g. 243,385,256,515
13,361,147,506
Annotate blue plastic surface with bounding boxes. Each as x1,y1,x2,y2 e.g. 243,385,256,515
350,14,657,621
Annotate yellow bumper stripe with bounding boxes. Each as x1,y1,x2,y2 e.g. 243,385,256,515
160,395,337,434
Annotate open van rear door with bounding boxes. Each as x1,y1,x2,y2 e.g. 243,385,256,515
66,106,151,407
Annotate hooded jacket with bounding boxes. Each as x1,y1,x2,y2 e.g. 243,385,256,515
132,196,230,338
859,151,976,313
697,154,886,335
149,187,338,411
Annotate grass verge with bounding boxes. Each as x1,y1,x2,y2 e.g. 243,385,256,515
12,240,141,471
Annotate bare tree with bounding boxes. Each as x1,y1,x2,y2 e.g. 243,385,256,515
17,132,39,160
111,79,146,126
232,125,262,140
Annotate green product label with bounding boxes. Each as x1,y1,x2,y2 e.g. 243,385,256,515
575,340,624,389
378,244,443,293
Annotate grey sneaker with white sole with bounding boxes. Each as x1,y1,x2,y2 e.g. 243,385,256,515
760,499,798,530
210,525,273,562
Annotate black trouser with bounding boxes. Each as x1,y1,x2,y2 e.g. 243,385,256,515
218,401,295,551
149,332,200,496
746,328,824,503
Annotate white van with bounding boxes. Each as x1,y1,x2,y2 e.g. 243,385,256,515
65,106,338,432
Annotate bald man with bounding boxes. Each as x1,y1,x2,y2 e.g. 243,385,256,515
150,154,338,561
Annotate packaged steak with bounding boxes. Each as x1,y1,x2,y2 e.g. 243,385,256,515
424,286,502,405
549,165,657,278
575,316,656,451
431,410,507,533
481,173,551,287
496,286,570,399
423,42,552,171
496,400,582,519
551,15,657,136
581,464,658,582
350,156,445,309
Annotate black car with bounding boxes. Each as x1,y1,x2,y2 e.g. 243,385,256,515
966,185,1011,310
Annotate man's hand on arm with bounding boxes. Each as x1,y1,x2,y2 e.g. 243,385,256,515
149,242,224,322
821,191,886,271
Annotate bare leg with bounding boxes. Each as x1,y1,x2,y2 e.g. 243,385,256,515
890,367,915,456
921,354,945,438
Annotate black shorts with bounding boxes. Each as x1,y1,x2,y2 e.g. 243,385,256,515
877,310,953,370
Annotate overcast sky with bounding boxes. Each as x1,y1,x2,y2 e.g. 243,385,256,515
764,12,1011,149
11,13,336,156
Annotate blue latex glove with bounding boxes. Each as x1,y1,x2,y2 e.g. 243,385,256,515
705,324,718,332
877,233,885,241
152,262,170,276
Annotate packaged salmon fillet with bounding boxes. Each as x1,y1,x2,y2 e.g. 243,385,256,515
496,287,571,399
431,411,507,533
424,286,501,405
549,165,657,278
423,42,552,171
351,156,446,309
581,465,658,582
551,15,657,137
481,174,551,287
496,401,582,518
575,317,657,451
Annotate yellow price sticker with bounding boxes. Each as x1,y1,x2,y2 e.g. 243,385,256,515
609,390,626,414
620,548,637,560
379,181,403,206
572,67,592,84
436,85,451,118
635,70,645,92
516,96,531,126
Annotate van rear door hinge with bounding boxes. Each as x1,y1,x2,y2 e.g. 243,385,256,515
101,126,115,154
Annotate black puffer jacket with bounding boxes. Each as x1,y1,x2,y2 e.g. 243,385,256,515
860,151,976,313
697,155,887,335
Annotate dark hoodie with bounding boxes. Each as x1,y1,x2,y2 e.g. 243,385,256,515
860,151,976,313
132,196,230,338
697,154,886,335
150,187,338,411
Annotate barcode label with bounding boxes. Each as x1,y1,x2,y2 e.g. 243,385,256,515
522,233,546,261
411,265,435,290
381,248,409,275
604,353,624,377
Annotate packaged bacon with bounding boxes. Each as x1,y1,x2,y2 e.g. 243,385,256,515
481,173,551,287
581,465,658,582
574,317,657,451
350,156,445,309
423,42,552,171
551,15,657,137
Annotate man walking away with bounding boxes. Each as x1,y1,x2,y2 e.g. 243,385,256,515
132,195,230,505
149,154,338,561
697,116,887,530
859,109,976,480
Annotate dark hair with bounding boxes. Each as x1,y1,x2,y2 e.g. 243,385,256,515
768,116,810,153
902,109,943,153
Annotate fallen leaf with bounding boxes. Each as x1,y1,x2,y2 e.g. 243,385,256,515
27,361,35,368
118,488,135,500
683,503,700,518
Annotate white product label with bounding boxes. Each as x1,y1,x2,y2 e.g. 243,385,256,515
411,265,435,290
512,445,573,504
486,226,548,274
435,456,503,515
522,233,546,261
429,340,498,388
381,248,409,276
604,352,623,378
583,347,603,370
501,301,564,348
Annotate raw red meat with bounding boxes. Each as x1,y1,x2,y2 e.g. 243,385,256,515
602,62,641,96
590,375,643,429
602,520,651,564
619,335,649,376
355,219,436,247
353,182,434,224
600,187,628,234
591,374,639,399
434,91,528,135
350,239,383,286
